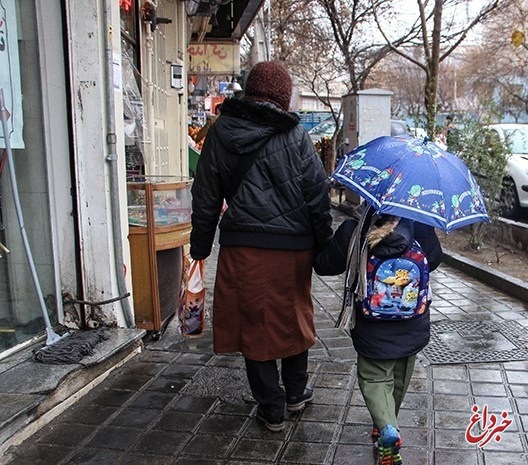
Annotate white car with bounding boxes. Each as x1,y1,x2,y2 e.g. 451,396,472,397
486,123,528,218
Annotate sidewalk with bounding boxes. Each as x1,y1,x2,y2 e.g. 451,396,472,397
2,209,528,465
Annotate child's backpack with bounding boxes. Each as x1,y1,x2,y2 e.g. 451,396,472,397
360,240,430,320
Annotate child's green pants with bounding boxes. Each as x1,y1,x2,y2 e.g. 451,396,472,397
357,353,417,430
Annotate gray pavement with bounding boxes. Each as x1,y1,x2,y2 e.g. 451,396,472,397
2,209,528,465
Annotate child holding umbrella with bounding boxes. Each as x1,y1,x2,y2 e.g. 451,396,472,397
314,205,442,465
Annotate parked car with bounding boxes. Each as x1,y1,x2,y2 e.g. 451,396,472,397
308,118,410,142
485,124,528,218
308,118,341,141
390,119,412,136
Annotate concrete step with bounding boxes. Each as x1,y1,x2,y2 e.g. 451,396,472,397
0,328,145,453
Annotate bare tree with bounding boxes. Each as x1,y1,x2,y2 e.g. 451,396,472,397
462,0,528,121
374,0,502,137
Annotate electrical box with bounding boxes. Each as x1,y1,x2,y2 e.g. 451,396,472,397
342,88,393,151
171,63,184,91
341,89,393,204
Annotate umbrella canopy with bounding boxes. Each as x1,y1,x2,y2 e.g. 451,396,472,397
332,135,489,232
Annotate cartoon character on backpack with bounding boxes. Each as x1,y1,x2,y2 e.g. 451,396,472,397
362,241,430,320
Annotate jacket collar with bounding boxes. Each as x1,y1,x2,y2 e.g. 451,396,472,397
220,98,300,131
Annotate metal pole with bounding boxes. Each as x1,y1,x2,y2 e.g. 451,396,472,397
0,88,63,345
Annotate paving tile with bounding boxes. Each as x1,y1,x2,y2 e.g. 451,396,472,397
128,391,175,410
133,430,191,455
229,438,283,461
398,408,427,428
180,433,236,458
290,421,337,443
60,404,118,425
435,410,482,430
476,431,523,452
433,379,470,395
482,451,528,465
433,394,472,412
104,374,153,391
473,396,513,413
118,454,173,465
281,441,330,464
151,410,203,432
88,388,135,407
432,365,468,380
468,368,503,383
338,424,371,445
4,443,74,465
170,395,216,413
299,404,343,423
213,400,254,415
506,370,528,385
85,426,141,450
332,444,376,465
434,449,479,465
313,373,352,389
197,413,247,435
434,429,476,449
471,382,508,397
110,407,160,429
65,448,121,465
36,423,94,446
310,386,349,405
145,377,186,394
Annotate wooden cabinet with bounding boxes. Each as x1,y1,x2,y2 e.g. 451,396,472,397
127,177,192,335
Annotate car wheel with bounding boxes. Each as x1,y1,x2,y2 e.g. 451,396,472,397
500,177,521,218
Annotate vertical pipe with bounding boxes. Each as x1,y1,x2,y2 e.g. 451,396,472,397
102,0,135,328
0,89,63,345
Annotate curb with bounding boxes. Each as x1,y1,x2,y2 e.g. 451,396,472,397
442,249,528,303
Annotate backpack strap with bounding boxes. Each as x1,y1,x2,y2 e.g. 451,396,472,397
225,150,260,203
336,205,374,329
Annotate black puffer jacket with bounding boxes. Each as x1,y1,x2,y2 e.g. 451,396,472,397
190,98,333,260
314,214,443,359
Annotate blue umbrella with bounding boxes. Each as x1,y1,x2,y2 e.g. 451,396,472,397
332,135,489,232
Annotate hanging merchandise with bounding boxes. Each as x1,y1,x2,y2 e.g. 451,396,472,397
121,45,147,168
178,254,206,336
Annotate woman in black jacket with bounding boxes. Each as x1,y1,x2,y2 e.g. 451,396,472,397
190,62,333,432
314,206,442,464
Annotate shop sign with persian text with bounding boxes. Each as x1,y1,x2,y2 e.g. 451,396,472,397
188,42,240,75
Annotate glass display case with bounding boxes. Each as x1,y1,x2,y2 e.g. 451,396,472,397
127,176,192,337
127,176,192,228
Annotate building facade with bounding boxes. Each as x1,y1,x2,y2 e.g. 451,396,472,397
0,0,263,356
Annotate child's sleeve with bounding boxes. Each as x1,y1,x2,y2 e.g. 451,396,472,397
414,223,443,271
313,219,357,276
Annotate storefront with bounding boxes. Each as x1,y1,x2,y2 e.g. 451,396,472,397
0,0,72,352
0,0,264,356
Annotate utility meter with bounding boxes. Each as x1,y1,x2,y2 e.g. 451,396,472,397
171,63,184,91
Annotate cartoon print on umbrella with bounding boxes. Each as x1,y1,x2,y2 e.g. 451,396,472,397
333,135,489,232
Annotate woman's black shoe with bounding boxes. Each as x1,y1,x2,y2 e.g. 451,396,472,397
286,387,314,412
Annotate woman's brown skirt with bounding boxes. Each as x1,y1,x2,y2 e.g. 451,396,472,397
212,246,316,361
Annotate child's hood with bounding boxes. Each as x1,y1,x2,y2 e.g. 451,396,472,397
367,216,414,258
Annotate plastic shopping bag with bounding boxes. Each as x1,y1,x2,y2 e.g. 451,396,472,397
178,256,205,336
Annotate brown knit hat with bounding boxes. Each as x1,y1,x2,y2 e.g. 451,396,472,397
244,61,292,111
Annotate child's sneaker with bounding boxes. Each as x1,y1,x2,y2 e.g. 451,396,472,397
377,424,403,465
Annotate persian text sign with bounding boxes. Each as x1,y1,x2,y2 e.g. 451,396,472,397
188,42,240,75
0,0,24,148
465,404,513,448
